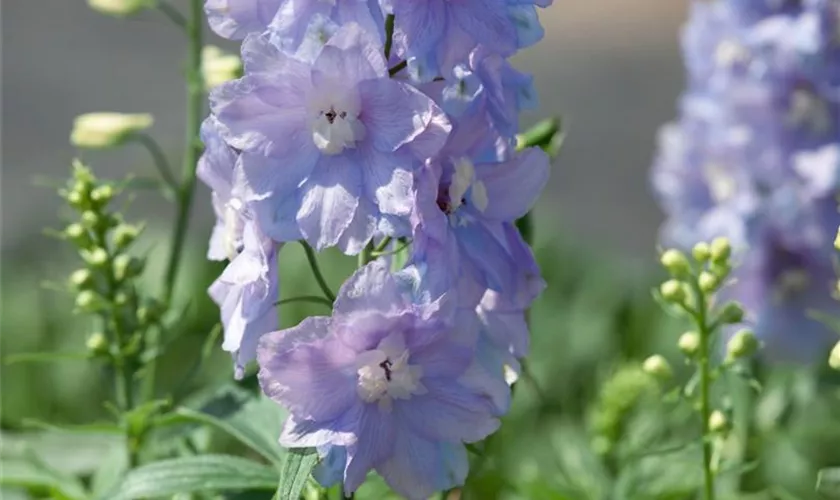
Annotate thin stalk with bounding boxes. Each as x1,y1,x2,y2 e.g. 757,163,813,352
300,241,337,302
156,1,188,30
383,14,395,60
693,278,716,500
135,134,178,193
144,0,204,402
358,242,374,268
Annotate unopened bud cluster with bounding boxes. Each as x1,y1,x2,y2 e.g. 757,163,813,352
59,161,159,359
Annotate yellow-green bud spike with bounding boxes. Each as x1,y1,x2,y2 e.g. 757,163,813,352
71,112,153,149
710,237,731,264
113,224,140,249
69,269,93,289
660,249,690,277
660,279,687,304
829,341,840,370
642,354,672,380
678,331,701,357
692,242,711,263
90,185,115,205
726,329,759,360
75,290,104,312
86,332,109,355
83,248,109,268
698,271,718,293
709,410,728,433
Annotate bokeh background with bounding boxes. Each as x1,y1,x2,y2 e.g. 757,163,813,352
8,3,840,500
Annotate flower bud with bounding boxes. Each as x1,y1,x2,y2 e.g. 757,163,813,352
66,189,87,210
829,341,840,370
83,248,109,267
678,331,700,357
113,254,144,282
86,332,109,355
709,410,728,433
71,112,153,149
69,269,94,289
642,355,672,380
710,261,732,280
660,279,687,304
660,249,690,277
76,290,105,312
113,224,140,249
835,228,840,251
692,242,711,263
114,292,130,307
64,223,92,247
202,46,243,90
90,185,115,206
81,210,100,229
726,329,759,360
137,298,164,325
87,0,154,17
710,237,731,264
717,302,745,325
698,271,718,293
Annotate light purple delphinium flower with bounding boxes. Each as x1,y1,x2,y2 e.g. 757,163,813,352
198,117,280,378
390,0,552,81
257,260,499,498
211,23,450,254
652,0,840,361
209,222,280,379
410,118,549,294
204,0,283,40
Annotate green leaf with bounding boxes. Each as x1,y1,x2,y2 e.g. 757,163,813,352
817,468,840,498
91,443,129,499
0,455,88,500
114,454,279,499
3,351,90,365
276,449,318,500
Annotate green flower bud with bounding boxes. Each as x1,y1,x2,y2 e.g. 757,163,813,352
71,112,153,149
64,223,91,247
83,248,109,267
642,355,672,380
66,189,87,209
137,298,164,325
710,237,731,264
87,0,154,17
202,46,243,90
835,227,840,251
76,290,105,312
81,210,99,229
709,410,729,433
698,271,718,293
718,302,745,325
113,254,144,282
69,269,94,289
710,261,732,280
90,185,115,205
113,224,140,249
678,331,701,357
829,341,840,370
86,332,109,355
727,329,759,360
114,292,130,307
660,279,687,304
692,242,711,263
660,249,691,277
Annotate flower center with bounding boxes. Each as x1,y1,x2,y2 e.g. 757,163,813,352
436,158,489,224
355,332,426,412
787,87,831,135
309,83,366,156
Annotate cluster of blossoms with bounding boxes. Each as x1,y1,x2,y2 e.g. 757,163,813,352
197,0,552,496
652,0,840,362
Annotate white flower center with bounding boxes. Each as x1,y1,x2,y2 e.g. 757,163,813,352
356,332,426,412
309,86,365,155
715,39,749,68
703,162,737,203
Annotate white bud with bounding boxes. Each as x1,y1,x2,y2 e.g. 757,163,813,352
71,112,153,149
202,46,243,90
88,0,154,17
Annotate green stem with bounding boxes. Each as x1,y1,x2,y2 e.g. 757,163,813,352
145,0,204,402
275,295,334,309
135,134,178,193
156,0,188,29
358,242,374,268
694,278,716,500
300,241,337,302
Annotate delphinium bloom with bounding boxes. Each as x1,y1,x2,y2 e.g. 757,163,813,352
198,118,280,378
389,0,553,80
211,23,450,253
651,0,840,362
257,261,499,498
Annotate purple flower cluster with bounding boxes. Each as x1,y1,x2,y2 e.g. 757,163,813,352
652,0,840,362
197,0,552,496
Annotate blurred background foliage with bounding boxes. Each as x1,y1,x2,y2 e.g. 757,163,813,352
4,207,840,499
